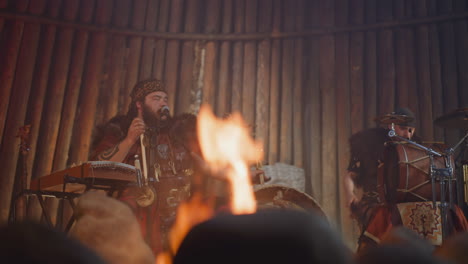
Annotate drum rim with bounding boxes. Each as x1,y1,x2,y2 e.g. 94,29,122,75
254,184,327,219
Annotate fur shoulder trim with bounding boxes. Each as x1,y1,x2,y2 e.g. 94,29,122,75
91,115,131,151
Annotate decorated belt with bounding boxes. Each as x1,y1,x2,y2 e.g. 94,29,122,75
150,177,191,210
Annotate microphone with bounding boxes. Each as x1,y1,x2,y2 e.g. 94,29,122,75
161,105,170,115
159,106,171,122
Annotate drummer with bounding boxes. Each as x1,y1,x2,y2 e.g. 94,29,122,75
345,107,468,253
343,107,417,251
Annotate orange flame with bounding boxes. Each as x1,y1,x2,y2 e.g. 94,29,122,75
168,193,214,253
156,104,262,263
197,105,262,214
156,194,214,264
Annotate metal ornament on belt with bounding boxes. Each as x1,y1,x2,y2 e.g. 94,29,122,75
157,144,170,159
136,185,156,207
166,184,191,208
154,163,161,182
135,135,156,208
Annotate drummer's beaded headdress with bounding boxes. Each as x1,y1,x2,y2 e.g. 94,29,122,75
130,78,167,102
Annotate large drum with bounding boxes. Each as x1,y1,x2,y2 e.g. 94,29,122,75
377,142,455,204
254,185,327,220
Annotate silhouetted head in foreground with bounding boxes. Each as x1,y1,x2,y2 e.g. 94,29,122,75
174,209,353,264
357,244,445,264
0,221,105,264
380,226,434,254
434,231,468,264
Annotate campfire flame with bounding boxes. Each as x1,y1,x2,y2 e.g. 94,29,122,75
156,193,214,264
156,105,263,264
197,105,262,214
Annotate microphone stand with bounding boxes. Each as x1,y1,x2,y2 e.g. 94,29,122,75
387,124,442,157
445,130,468,157
449,130,468,224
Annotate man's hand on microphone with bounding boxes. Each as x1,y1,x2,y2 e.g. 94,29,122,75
126,117,146,144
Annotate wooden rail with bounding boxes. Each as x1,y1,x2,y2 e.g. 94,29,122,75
0,10,467,40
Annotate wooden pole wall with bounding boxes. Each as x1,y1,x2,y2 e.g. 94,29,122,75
25,0,62,221
230,0,245,114
241,0,257,127
279,0,294,165
304,0,322,205
0,0,8,137
33,0,79,180
164,0,183,110
335,0,352,245
202,0,221,111
346,0,365,248
377,1,396,115
1,0,468,249
394,1,409,112
120,0,145,115
363,0,378,128
0,1,39,222
319,0,339,224
37,0,95,225
267,0,281,165
139,0,156,81
415,1,435,142
151,0,170,82
72,0,114,164
0,0,6,32
428,0,445,142
292,0,305,168
0,13,24,143
101,0,130,122
52,0,90,172
255,0,272,160
214,0,233,116
454,0,468,140
178,0,201,113
439,1,460,149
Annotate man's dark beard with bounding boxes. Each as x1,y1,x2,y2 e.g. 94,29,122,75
142,104,172,129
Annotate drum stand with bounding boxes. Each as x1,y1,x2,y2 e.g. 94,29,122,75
9,176,131,232
451,130,468,217
388,126,461,240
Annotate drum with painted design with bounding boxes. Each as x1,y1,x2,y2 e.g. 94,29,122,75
377,142,456,204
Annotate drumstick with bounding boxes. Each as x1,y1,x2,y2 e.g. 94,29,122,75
134,155,143,187
140,134,148,184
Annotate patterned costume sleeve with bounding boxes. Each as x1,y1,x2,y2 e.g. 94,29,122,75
89,133,122,161
89,119,126,161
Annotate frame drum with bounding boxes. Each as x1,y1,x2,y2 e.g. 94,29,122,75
254,185,327,219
